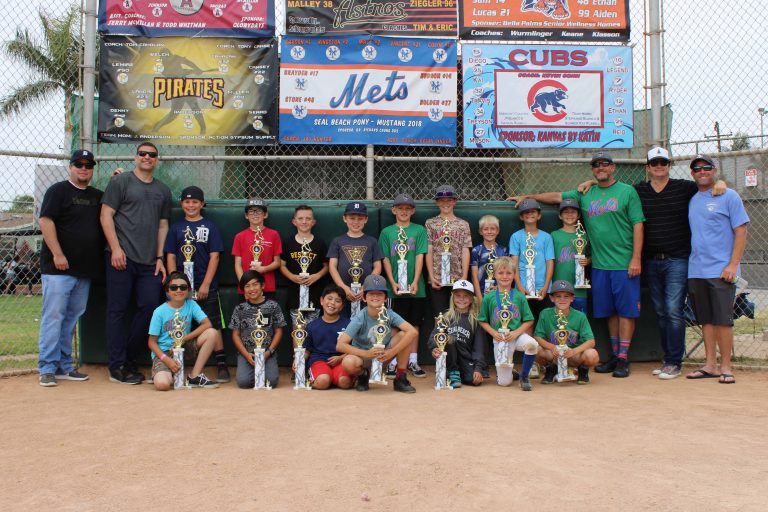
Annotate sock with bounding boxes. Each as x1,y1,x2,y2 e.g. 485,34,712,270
388,358,397,370
396,368,406,377
521,353,535,378
610,336,619,356
618,339,631,360
214,350,227,367
408,352,418,364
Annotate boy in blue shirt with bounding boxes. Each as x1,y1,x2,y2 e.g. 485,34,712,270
303,285,352,389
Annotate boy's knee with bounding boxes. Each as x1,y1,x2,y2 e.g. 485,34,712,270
313,375,331,389
337,376,353,389
154,373,172,391
236,374,253,389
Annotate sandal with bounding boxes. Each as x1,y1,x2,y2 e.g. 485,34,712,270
686,369,721,379
718,373,736,384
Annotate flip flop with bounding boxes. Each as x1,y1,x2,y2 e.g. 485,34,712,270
719,373,736,384
686,369,721,379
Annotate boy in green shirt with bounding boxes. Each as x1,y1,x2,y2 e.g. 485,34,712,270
551,198,591,313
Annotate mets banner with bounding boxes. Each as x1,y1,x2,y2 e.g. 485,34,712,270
459,0,629,42
285,0,458,37
463,44,633,149
99,0,275,37
98,36,278,145
279,36,457,146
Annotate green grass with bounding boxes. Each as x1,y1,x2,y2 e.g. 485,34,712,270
0,295,42,357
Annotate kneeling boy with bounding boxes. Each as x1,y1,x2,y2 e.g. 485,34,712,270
303,285,352,389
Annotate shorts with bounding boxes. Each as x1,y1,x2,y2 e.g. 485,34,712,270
572,297,588,314
388,297,426,326
591,269,641,319
194,291,223,330
151,342,196,377
309,360,352,386
688,278,735,326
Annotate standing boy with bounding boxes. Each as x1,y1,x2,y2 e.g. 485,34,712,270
470,214,508,302
232,198,282,299
551,198,591,313
280,205,329,313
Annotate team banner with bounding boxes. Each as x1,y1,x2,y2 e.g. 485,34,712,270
285,0,458,37
98,0,275,37
460,0,629,42
463,44,633,149
98,36,278,145
280,36,457,146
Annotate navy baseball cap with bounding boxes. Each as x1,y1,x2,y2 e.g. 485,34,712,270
180,186,204,202
70,149,95,164
690,154,716,169
363,274,388,293
550,280,575,295
393,193,415,207
517,198,541,213
590,152,613,165
344,202,368,215
434,185,457,200
245,197,268,213
559,198,580,211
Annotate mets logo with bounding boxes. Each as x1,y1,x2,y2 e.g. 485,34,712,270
428,108,444,122
521,0,570,19
528,80,568,122
295,78,307,90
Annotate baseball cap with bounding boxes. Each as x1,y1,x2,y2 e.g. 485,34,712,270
550,280,575,295
244,197,268,213
517,198,541,213
559,198,580,211
70,149,95,165
393,193,415,207
434,184,457,200
344,202,367,215
590,152,613,165
690,154,716,169
647,147,670,163
452,279,475,294
180,186,204,202
362,274,388,293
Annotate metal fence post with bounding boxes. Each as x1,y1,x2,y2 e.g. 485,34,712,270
82,0,98,151
648,0,664,148
366,144,374,200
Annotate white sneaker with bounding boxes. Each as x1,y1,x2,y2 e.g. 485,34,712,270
651,366,664,376
528,363,540,379
659,365,681,380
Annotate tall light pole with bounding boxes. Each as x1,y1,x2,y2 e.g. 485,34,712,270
759,108,766,148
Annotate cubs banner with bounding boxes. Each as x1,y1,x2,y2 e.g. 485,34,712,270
99,0,275,37
280,36,457,146
460,0,629,42
98,36,278,145
285,0,458,37
463,44,633,149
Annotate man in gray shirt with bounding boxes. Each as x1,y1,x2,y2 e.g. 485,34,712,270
100,141,172,384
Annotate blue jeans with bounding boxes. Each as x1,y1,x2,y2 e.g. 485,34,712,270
645,258,688,367
38,274,91,375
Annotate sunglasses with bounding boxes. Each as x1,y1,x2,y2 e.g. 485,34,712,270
168,284,189,292
648,159,669,167
591,161,612,168
692,165,715,173
246,209,266,216
72,162,95,169
137,151,158,158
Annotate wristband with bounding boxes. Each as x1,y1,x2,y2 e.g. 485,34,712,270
156,256,163,260
159,353,168,362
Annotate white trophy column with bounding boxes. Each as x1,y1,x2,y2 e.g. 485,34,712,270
253,348,270,390
440,252,451,286
434,351,451,390
172,347,186,389
526,265,537,298
350,283,362,317
494,339,510,367
369,342,387,385
574,255,586,288
183,261,194,293
397,260,409,294
299,284,310,310
293,347,309,390
556,346,576,382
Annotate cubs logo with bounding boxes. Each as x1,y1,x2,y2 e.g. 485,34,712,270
521,0,570,19
528,80,568,122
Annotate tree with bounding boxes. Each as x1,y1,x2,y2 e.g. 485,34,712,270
729,132,751,152
6,194,34,213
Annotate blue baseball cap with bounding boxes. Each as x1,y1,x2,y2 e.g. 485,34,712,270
344,202,368,215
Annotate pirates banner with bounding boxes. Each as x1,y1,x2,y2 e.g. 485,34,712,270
285,0,458,37
99,0,275,37
98,36,278,145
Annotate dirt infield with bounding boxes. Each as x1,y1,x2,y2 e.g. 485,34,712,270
2,363,767,511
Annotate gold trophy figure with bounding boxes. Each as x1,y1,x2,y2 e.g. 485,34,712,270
554,308,576,382
369,305,390,386
439,218,453,287
484,247,497,293
395,227,411,295
250,226,264,271
494,292,514,368
523,232,539,299
169,309,189,389
180,226,197,299
291,310,312,390
572,221,590,289
297,239,315,312
432,313,452,391
250,309,272,390
347,247,364,317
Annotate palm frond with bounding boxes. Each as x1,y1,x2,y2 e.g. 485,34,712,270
0,80,61,117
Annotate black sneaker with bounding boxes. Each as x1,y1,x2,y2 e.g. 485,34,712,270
612,358,630,378
541,364,557,385
407,362,427,378
123,361,146,383
55,370,89,381
109,366,142,385
595,355,618,374
520,375,532,391
356,369,370,392
385,367,396,380
216,365,231,383
188,373,219,388
393,373,416,393
577,365,590,384
39,373,57,387
481,366,490,379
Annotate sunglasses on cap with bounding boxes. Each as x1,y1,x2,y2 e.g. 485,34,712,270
72,161,95,169
137,150,158,158
692,165,715,173
168,284,189,292
648,159,669,167
591,161,612,168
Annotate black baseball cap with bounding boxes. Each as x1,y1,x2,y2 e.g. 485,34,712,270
393,194,415,207
245,197,268,213
344,202,368,215
70,149,95,165
690,154,716,169
559,198,580,211
590,152,613,165
550,280,575,295
180,186,204,202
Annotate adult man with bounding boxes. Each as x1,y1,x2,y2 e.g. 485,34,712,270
510,152,645,377
686,154,748,385
101,142,172,384
37,149,103,387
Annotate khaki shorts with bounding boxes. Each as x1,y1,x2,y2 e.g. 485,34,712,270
151,341,197,377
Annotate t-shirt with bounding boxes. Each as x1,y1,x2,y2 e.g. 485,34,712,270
327,233,383,287
551,229,589,299
231,226,282,292
635,179,698,258
534,307,594,348
562,181,645,270
281,235,329,311
688,189,750,279
425,216,473,284
305,316,350,366
148,300,207,356
229,299,286,352
100,171,172,266
470,243,509,295
426,312,486,368
378,222,429,298
345,307,406,350
39,181,104,278
164,218,224,291
477,289,533,332
509,229,554,293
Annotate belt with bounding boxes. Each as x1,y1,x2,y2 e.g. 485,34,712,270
650,253,682,260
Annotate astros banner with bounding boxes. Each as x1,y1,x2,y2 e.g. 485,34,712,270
279,36,457,146
98,36,278,146
463,44,633,149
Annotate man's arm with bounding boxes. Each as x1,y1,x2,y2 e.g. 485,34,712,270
100,204,126,270
155,218,169,279
628,222,643,277
39,217,68,271
507,191,564,205
721,224,748,282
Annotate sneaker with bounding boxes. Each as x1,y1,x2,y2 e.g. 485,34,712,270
39,373,57,387
216,365,231,383
659,365,681,380
123,361,146,383
528,363,540,379
481,366,490,379
356,369,370,392
385,366,397,380
448,370,462,388
187,374,219,388
541,364,557,385
109,366,142,385
55,370,89,381
394,372,416,393
577,365,590,384
407,362,427,378
512,369,520,381
651,366,664,376
612,358,630,378
595,355,618,374
520,375,532,391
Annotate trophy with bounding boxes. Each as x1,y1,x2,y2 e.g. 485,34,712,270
484,247,497,292
493,292,514,368
523,232,538,299
572,221,590,289
554,309,576,382
297,239,315,312
250,226,264,271
395,227,411,295
180,226,197,299
369,306,390,386
169,309,189,389
439,218,453,287
250,309,272,390
432,313,453,391
291,309,318,390
348,247,364,317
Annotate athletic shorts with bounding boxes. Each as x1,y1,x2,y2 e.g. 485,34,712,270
151,343,196,377
388,297,426,326
572,297,588,314
309,360,351,386
591,269,641,319
194,291,223,330
688,278,735,326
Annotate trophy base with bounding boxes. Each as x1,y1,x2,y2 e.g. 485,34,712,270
396,290,412,295
440,283,454,288
434,385,453,391
525,294,540,300
298,307,317,313
575,285,591,289
253,384,273,391
556,375,577,383
299,273,310,278
370,378,388,386
495,363,514,368
293,384,312,391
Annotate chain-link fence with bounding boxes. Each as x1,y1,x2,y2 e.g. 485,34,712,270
1,0,767,374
